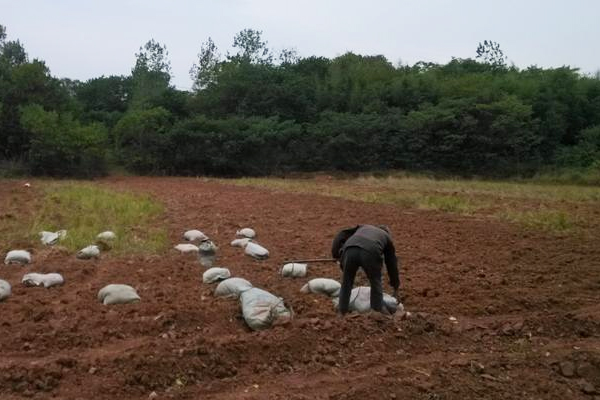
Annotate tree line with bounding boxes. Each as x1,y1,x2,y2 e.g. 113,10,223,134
1,26,599,178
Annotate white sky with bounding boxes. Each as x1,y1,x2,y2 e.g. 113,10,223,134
2,0,599,90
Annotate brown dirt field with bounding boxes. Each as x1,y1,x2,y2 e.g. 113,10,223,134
1,177,599,400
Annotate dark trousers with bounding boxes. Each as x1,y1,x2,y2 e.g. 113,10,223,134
338,246,385,314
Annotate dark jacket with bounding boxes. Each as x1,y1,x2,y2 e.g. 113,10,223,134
331,224,400,289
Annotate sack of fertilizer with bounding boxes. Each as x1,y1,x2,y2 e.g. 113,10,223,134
77,245,100,260
22,272,64,288
230,238,251,248
239,287,292,331
97,231,116,241
0,280,11,301
214,277,253,299
97,284,140,305
244,242,269,260
236,228,256,239
332,286,401,314
280,263,308,278
183,229,208,242
198,240,218,267
300,278,341,297
39,230,67,246
174,243,199,254
203,267,231,284
4,250,31,265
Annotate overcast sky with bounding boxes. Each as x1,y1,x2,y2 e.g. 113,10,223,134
2,0,599,90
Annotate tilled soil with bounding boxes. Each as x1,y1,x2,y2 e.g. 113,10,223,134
1,177,599,400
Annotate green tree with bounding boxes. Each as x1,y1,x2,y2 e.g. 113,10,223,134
190,37,220,91
130,39,172,109
230,29,272,65
476,40,507,69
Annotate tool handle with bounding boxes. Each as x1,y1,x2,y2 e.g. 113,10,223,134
284,258,338,263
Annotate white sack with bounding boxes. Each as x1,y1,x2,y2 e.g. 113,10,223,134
239,288,292,331
39,230,67,246
332,286,402,314
198,240,218,267
77,245,100,259
22,272,64,288
0,280,11,301
97,231,116,241
202,267,231,284
236,228,256,238
97,284,140,305
230,238,251,248
174,243,199,254
214,277,253,299
4,250,31,265
244,242,269,260
183,230,208,242
300,278,341,297
280,263,308,278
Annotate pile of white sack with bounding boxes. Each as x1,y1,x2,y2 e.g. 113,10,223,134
281,263,308,278
39,230,67,246
22,273,64,288
97,284,141,305
0,280,11,301
229,228,269,260
331,286,402,314
4,250,31,265
300,278,341,297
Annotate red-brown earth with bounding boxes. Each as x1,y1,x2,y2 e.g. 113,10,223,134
0,177,599,399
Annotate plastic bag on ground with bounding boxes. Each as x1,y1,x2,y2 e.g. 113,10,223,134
97,231,116,241
240,288,292,331
244,242,269,260
236,228,256,238
332,286,402,314
39,230,67,246
22,273,64,288
198,240,218,267
281,263,308,278
203,267,231,284
0,280,11,301
174,243,199,254
4,250,31,265
184,229,208,242
97,284,140,305
230,238,251,248
300,278,341,297
214,277,253,299
77,245,100,260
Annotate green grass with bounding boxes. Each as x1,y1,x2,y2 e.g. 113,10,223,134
499,209,578,233
29,183,168,254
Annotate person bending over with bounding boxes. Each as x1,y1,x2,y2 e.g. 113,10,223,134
331,224,400,314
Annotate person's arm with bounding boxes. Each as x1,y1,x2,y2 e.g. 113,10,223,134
331,231,345,260
383,240,400,291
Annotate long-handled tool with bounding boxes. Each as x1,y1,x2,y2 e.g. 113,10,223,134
284,258,337,263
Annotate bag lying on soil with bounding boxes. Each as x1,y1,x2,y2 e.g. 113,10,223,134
97,284,140,305
22,272,64,288
244,242,269,260
198,240,218,267
214,277,253,299
77,245,100,259
203,267,231,284
236,228,256,239
4,250,31,265
280,263,308,278
300,278,341,297
240,287,292,331
230,238,251,248
332,286,401,314
174,243,199,254
0,279,11,301
97,231,116,241
184,229,208,242
39,230,67,246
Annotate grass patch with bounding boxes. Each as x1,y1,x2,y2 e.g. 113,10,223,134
419,195,476,214
30,183,168,254
499,209,577,233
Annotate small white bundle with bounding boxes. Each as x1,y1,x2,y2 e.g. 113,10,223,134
214,277,253,299
76,245,100,260
4,250,31,265
280,263,308,278
39,230,67,246
300,278,341,297
183,229,208,242
22,273,64,288
202,267,231,284
0,279,11,301
236,228,256,239
244,242,269,260
230,238,251,248
332,286,401,314
97,284,140,305
240,288,292,331
97,231,116,241
174,243,199,254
